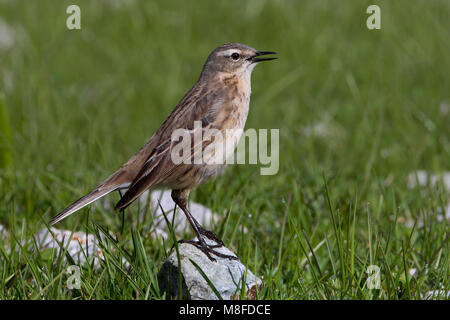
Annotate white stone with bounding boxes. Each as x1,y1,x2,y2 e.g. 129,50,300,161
158,239,261,300
35,228,105,268
421,290,450,300
407,170,450,191
0,224,8,239
0,18,14,50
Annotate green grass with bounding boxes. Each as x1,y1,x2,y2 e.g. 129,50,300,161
0,0,449,299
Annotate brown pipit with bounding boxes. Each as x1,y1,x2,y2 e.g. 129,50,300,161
50,43,277,261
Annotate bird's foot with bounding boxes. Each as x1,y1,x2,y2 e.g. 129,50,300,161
196,227,225,247
177,239,238,262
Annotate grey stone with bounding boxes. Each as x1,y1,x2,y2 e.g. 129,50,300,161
158,239,261,300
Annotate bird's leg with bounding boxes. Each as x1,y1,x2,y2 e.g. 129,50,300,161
172,189,223,246
188,215,224,247
171,189,237,262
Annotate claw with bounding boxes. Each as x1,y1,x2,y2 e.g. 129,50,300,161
178,239,238,262
197,228,224,247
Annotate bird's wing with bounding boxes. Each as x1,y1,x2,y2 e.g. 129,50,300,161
115,85,225,210
50,79,225,223
49,84,205,224
114,117,217,210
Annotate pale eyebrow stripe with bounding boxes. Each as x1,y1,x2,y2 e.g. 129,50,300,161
218,49,238,57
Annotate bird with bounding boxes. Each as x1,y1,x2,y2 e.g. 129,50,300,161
49,43,277,261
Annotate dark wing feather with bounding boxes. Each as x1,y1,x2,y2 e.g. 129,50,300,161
50,73,227,224
115,141,171,209
115,83,225,209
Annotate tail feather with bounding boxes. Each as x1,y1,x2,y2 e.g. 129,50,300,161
114,152,166,210
50,132,160,225
49,169,133,225
49,186,117,225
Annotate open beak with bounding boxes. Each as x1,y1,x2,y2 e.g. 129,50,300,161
248,51,277,63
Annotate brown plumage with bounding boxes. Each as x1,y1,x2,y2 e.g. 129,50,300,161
49,43,276,261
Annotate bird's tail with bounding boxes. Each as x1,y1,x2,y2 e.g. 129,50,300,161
49,171,131,225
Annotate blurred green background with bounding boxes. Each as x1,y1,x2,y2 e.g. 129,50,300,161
1,0,449,216
0,0,448,299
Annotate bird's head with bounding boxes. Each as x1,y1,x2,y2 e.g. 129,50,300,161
200,43,277,78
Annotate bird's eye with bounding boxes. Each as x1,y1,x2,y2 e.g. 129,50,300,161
231,52,240,61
